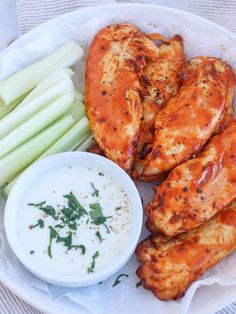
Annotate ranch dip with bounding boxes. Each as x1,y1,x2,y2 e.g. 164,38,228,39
16,164,133,279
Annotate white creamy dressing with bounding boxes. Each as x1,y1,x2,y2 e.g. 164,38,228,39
17,165,133,278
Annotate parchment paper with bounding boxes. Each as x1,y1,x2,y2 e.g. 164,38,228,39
0,15,236,314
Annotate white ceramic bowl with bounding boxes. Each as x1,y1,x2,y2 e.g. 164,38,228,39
4,152,143,287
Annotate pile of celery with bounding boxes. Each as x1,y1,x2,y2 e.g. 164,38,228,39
0,41,95,198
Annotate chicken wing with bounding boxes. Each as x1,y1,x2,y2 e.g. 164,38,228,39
143,57,235,178
146,120,236,237
132,35,184,181
136,200,236,300
86,24,161,172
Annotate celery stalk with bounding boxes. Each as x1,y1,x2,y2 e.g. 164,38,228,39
0,93,28,120
0,115,74,188
0,80,73,138
74,90,84,102
0,93,73,158
2,117,90,198
75,134,96,151
0,41,83,106
40,117,90,157
2,180,13,198
69,99,85,121
19,68,74,106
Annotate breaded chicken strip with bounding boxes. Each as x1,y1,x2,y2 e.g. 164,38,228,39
146,120,236,237
136,200,236,300
132,35,184,181
143,57,235,178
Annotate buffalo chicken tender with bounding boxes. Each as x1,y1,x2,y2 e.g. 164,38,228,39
143,57,235,179
86,23,161,173
132,35,184,181
136,200,236,300
146,120,236,237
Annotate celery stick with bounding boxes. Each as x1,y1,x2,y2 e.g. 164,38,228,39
2,117,90,198
0,93,73,158
2,180,13,198
0,102,16,120
0,115,74,187
69,99,85,121
0,41,83,106
0,80,73,138
0,93,28,120
66,68,74,77
74,90,84,101
40,117,90,157
75,134,96,151
19,68,74,106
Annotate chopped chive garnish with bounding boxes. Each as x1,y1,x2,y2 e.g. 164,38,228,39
54,224,65,229
68,222,77,230
95,231,102,242
136,280,142,288
63,192,88,221
30,191,105,260
48,227,85,257
30,218,44,229
28,201,46,207
90,182,99,197
71,244,86,254
56,231,73,249
89,203,112,233
56,231,85,253
115,207,122,211
28,202,57,220
48,226,58,258
71,244,86,255
89,203,104,219
87,251,99,273
112,274,129,287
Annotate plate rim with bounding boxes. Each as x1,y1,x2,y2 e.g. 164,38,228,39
1,3,236,314
2,2,236,57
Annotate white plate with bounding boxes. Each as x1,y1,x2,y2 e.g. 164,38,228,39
1,3,236,314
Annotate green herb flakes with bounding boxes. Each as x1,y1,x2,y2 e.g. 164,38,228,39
48,226,58,258
63,192,87,215
90,182,99,197
87,251,99,273
68,222,77,230
136,280,142,288
112,274,129,287
30,192,88,259
28,202,57,220
47,227,85,258
54,224,65,229
71,244,86,254
63,192,88,222
89,203,112,233
95,231,102,242
30,219,44,229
